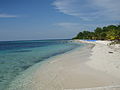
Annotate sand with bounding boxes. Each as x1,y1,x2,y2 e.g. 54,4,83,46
7,41,120,90
87,41,120,81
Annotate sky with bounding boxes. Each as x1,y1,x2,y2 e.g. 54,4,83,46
0,0,120,41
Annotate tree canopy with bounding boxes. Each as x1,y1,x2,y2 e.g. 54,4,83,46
73,25,120,40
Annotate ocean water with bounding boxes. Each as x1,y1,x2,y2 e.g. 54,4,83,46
0,39,84,90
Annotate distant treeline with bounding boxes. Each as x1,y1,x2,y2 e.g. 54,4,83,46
73,25,120,40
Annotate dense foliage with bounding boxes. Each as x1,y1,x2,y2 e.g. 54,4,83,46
73,25,120,40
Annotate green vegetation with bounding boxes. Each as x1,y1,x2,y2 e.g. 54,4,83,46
73,25,120,41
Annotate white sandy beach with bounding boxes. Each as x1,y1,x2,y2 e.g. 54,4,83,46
87,41,120,78
7,41,120,90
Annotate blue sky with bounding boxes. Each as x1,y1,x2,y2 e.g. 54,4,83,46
0,0,120,41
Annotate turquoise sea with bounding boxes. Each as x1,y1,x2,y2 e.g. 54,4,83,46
0,39,84,90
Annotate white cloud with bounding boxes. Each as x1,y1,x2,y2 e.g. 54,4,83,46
0,13,17,18
54,22,86,31
52,0,120,21
55,22,116,31
55,22,80,28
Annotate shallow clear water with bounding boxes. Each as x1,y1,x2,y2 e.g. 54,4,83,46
0,39,83,90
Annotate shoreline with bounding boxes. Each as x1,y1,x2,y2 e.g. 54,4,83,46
7,41,120,90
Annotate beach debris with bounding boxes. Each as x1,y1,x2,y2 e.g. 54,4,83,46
108,51,113,53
